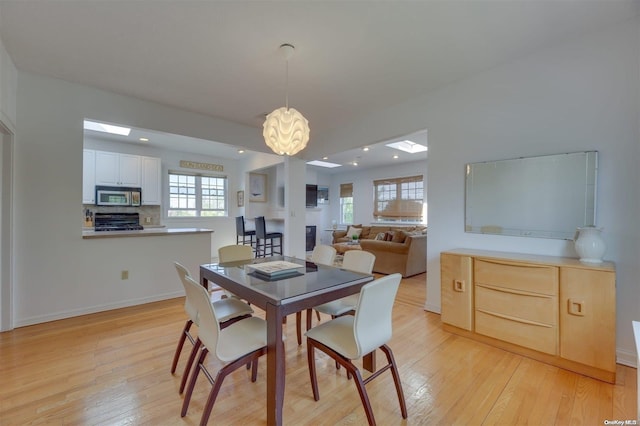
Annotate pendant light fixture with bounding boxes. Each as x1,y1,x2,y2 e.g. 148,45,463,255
263,43,310,156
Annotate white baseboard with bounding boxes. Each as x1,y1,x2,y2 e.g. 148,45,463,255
617,348,638,368
14,291,184,328
424,302,441,314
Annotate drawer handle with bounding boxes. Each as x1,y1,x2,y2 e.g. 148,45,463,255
568,299,586,316
453,280,465,292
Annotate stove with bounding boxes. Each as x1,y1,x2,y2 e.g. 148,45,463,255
94,212,144,232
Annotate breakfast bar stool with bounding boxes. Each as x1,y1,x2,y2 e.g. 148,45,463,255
255,216,282,258
235,216,256,250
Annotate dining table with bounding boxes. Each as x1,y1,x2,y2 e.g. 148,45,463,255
200,255,375,426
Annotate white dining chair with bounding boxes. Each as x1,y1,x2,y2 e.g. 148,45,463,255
171,262,254,394
217,244,254,299
294,244,338,344
307,250,376,330
180,274,267,426
305,273,407,425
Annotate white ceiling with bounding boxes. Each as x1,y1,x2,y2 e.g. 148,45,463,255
2,1,638,172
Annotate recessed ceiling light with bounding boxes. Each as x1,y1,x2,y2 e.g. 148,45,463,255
385,140,428,154
139,137,149,142
307,160,342,168
238,149,245,154
83,120,131,136
362,147,369,152
352,161,358,166
322,156,328,160
393,154,399,159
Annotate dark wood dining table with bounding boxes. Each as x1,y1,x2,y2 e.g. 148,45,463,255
200,255,375,426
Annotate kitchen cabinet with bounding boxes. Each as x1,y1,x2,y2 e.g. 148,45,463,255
95,151,141,187
83,149,96,204
440,249,616,383
141,156,161,205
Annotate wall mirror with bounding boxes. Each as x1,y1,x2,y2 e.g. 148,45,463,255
465,151,598,240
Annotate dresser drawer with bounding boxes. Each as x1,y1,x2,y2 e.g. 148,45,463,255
476,284,557,326
475,259,558,295
475,309,558,355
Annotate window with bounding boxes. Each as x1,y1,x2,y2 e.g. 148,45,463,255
168,172,227,217
339,183,353,224
373,175,423,222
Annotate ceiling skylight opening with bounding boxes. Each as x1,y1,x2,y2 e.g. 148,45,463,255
84,120,131,136
385,140,428,154
307,160,342,168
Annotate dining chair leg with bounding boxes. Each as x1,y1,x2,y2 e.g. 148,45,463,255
171,319,193,374
296,311,303,345
199,366,229,426
348,365,376,426
307,340,320,401
307,338,379,425
181,343,208,417
380,344,408,418
306,308,313,331
198,348,266,426
179,338,202,394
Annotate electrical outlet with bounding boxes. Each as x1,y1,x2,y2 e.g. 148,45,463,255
121,270,129,280
145,217,151,224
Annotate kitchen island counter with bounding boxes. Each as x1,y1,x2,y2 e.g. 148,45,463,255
82,227,213,239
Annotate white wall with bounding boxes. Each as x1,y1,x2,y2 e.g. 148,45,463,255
316,18,640,364
0,38,16,331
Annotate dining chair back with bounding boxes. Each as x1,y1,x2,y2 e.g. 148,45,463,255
310,244,337,266
305,273,407,425
180,274,267,425
342,250,375,274
219,244,253,263
307,250,376,334
255,216,283,257
235,215,256,247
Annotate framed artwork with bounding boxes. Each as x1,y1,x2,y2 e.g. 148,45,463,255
237,190,244,207
249,173,267,202
318,186,329,204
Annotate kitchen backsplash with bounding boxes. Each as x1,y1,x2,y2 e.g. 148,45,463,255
82,205,162,227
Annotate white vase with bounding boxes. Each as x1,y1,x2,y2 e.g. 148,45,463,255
574,226,606,263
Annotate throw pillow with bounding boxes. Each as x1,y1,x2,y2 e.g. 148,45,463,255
392,230,407,244
375,232,386,241
384,231,395,241
346,226,362,239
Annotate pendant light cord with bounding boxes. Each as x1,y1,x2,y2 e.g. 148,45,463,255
285,57,289,110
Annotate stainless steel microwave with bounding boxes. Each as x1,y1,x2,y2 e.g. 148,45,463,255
95,186,141,206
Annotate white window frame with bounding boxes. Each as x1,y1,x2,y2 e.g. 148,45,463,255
167,171,228,217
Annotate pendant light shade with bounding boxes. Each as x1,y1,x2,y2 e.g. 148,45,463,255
263,106,309,156
263,44,310,156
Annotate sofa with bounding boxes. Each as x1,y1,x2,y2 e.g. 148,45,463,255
332,225,427,277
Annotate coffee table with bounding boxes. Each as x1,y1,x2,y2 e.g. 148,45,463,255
332,241,362,255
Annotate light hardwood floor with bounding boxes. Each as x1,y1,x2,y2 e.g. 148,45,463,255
1,273,636,425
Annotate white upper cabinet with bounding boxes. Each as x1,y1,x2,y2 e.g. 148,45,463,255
141,156,161,205
95,151,141,187
82,149,96,204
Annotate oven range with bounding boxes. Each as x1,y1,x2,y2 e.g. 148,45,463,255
94,212,144,232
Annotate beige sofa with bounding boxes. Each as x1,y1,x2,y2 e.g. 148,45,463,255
332,225,427,277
